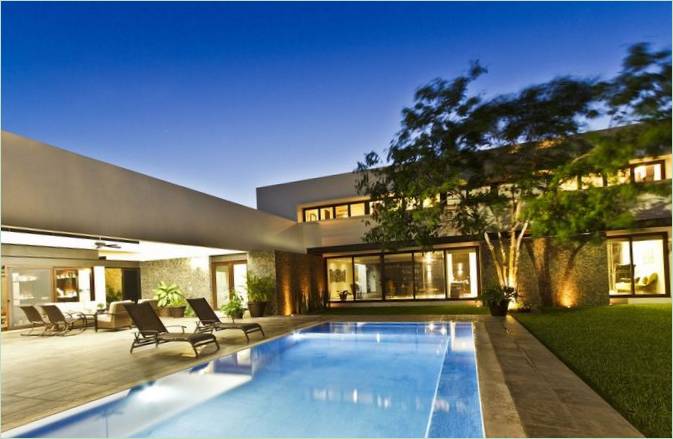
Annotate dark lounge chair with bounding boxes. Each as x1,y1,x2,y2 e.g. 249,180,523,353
40,304,87,335
123,302,219,357
19,305,51,336
187,298,265,343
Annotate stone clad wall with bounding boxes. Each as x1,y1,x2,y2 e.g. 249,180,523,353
247,250,327,315
139,256,211,300
480,237,610,308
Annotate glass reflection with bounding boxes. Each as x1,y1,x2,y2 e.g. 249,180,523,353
414,251,446,299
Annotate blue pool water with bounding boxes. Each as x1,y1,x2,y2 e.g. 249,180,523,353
6,322,484,438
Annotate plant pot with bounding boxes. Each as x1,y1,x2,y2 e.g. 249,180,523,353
158,307,171,317
248,301,267,317
489,300,510,317
227,310,244,321
168,305,186,318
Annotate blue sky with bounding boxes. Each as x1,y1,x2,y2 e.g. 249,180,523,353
3,2,671,208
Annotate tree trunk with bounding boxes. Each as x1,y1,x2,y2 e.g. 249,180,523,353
525,238,553,307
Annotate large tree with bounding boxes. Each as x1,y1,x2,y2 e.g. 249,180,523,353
356,44,671,304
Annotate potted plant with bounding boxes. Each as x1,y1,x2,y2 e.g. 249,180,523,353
480,285,518,316
220,294,246,322
247,273,275,317
153,282,187,318
338,290,349,302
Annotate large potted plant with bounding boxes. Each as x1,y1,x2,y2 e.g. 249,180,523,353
247,273,275,317
480,285,518,316
220,294,246,322
153,282,187,318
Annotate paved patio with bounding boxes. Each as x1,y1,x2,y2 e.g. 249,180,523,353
1,313,642,437
1,315,320,432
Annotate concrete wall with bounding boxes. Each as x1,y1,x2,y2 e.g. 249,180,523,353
2,131,305,253
139,257,211,300
256,171,362,220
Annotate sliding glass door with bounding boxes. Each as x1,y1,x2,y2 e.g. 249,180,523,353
608,235,668,296
8,268,52,327
326,246,479,302
212,261,248,307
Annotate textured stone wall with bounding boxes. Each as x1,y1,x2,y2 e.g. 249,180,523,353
480,237,610,308
139,256,211,300
246,250,279,314
246,250,327,315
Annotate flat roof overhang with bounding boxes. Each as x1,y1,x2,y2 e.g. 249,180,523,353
1,131,306,254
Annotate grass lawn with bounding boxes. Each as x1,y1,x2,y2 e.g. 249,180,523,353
514,304,671,438
321,304,488,315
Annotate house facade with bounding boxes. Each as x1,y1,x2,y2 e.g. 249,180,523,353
1,131,670,329
256,157,672,309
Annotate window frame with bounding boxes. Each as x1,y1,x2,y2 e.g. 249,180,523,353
607,232,670,298
324,245,480,303
629,160,666,184
302,200,371,222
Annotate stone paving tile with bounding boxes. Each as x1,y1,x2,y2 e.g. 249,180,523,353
484,316,643,438
1,315,322,431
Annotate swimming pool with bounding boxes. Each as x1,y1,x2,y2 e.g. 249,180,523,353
5,322,484,438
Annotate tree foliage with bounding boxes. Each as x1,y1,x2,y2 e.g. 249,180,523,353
356,43,671,292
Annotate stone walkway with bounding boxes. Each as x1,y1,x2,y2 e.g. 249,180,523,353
481,316,642,438
1,313,642,437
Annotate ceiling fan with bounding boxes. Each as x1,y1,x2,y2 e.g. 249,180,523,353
94,240,122,249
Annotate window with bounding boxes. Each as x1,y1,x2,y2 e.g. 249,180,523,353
327,258,354,301
8,268,52,327
414,251,445,299
633,162,663,183
304,208,319,222
54,268,93,302
446,249,479,298
350,203,366,217
607,169,631,186
559,178,579,191
383,254,414,300
334,205,349,219
353,256,382,300
580,174,605,189
320,207,334,220
302,200,371,222
608,235,668,295
327,247,480,302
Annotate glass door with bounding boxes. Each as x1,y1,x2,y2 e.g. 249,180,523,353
8,268,52,327
233,263,248,304
212,261,247,307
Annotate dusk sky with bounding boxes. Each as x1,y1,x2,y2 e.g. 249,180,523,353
3,2,671,208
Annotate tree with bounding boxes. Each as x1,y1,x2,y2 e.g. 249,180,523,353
356,43,671,304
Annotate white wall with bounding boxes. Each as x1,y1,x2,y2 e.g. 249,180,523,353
256,171,363,220
2,131,305,253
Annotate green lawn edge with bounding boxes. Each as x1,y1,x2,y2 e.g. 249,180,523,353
514,304,672,438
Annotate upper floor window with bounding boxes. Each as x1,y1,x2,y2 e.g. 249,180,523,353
632,161,664,183
303,200,370,222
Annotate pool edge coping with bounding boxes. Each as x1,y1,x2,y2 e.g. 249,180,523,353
472,320,527,438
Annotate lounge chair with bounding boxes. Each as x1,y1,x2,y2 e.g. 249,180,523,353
123,302,219,357
95,300,134,332
40,304,87,335
19,305,51,336
138,298,159,313
187,298,265,343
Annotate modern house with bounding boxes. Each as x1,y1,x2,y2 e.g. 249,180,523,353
2,130,671,329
